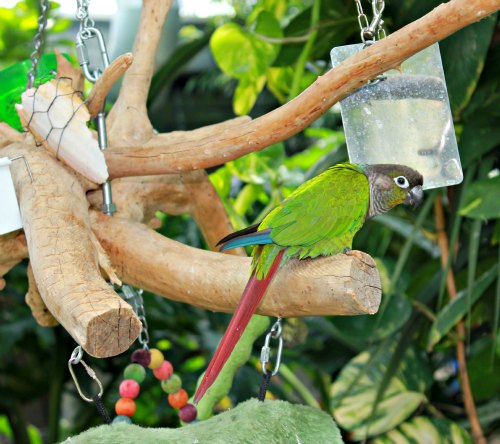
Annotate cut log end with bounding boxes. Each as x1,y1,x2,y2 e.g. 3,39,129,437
84,303,142,358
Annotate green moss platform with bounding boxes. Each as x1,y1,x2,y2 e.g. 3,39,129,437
62,399,343,443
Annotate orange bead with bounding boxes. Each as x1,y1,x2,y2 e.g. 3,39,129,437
168,388,188,409
115,397,136,417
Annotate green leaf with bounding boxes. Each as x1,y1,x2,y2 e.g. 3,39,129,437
440,13,497,118
329,295,412,347
233,74,266,115
427,265,498,349
330,341,431,439
226,143,285,185
149,31,212,103
459,122,500,167
373,416,472,444
468,336,500,401
210,12,282,80
459,176,500,220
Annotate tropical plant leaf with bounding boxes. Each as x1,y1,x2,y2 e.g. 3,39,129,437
373,416,472,444
330,341,432,439
427,265,498,349
440,13,497,118
459,176,500,220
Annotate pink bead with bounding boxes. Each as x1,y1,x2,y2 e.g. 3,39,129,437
119,379,140,399
153,360,174,380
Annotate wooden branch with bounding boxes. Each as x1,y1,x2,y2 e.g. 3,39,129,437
91,212,381,316
87,170,246,255
107,0,173,145
25,262,58,327
0,122,23,148
4,140,141,358
55,49,84,93
86,53,133,118
0,231,28,290
103,0,500,178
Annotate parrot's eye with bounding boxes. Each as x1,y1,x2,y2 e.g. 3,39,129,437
394,176,409,188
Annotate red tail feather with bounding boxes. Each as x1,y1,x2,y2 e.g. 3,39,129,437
194,249,285,403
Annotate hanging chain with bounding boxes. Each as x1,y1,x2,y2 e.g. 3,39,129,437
27,0,50,89
74,0,115,215
121,286,150,349
354,0,386,45
75,0,95,39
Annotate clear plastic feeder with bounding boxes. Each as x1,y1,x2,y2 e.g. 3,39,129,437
330,43,462,190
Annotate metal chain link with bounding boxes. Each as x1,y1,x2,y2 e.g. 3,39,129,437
121,286,149,349
75,0,95,39
27,0,50,89
354,0,385,45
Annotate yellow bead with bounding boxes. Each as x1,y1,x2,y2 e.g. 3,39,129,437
147,348,164,369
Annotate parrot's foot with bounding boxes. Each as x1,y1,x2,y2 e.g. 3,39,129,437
344,248,365,261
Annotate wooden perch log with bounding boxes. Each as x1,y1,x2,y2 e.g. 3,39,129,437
103,0,500,178
91,212,381,316
4,139,141,357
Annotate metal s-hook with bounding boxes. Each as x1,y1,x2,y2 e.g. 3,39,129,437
68,346,104,403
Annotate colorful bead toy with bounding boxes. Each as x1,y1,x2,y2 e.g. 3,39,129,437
113,348,198,425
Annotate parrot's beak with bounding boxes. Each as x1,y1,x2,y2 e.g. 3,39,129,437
404,185,423,208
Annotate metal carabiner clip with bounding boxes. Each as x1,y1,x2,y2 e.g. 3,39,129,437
68,346,104,403
260,319,283,376
75,27,110,83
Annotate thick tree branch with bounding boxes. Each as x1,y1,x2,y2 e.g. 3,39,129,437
107,0,173,145
91,212,381,317
4,140,141,357
103,0,500,178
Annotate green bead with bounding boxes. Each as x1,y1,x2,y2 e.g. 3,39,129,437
161,374,182,394
124,363,146,383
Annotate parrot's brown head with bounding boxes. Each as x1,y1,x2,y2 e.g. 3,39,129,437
363,164,424,218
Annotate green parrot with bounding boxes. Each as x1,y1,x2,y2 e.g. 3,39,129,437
194,162,423,402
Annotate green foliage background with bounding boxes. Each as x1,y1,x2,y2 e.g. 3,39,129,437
1,0,499,443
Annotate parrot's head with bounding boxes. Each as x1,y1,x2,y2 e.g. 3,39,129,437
364,164,424,217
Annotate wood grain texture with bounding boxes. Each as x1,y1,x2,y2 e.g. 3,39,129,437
4,140,141,357
91,212,381,316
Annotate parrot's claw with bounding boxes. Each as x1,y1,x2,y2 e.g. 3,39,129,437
344,249,364,261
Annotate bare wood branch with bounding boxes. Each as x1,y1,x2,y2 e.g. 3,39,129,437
103,0,500,178
4,140,141,358
0,231,28,290
87,171,245,255
91,212,381,316
0,122,23,148
86,53,133,118
55,49,85,93
25,262,58,327
107,0,173,145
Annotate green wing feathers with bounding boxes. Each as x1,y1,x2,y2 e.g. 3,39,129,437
253,163,369,278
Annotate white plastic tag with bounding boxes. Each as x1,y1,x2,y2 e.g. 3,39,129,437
0,157,23,235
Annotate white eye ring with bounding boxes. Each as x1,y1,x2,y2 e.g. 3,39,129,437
394,176,409,188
